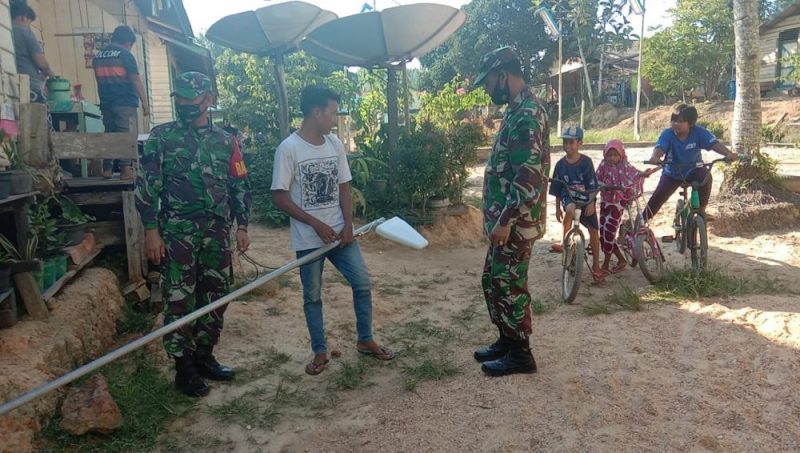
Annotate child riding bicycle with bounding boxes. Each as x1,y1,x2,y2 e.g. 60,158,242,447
549,126,604,284
644,104,738,221
596,139,658,275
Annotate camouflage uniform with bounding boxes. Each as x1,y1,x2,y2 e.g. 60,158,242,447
481,88,550,341
135,73,252,359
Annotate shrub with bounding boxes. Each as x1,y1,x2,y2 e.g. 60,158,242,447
697,120,725,140
246,138,289,226
760,124,787,144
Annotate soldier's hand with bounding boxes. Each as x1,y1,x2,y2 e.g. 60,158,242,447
313,221,339,244
144,229,166,265
236,229,250,252
490,223,511,248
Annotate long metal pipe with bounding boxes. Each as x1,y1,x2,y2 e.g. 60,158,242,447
0,218,386,416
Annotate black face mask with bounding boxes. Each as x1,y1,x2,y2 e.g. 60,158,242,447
176,103,206,123
490,74,510,105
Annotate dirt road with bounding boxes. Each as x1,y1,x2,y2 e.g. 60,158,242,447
158,147,800,452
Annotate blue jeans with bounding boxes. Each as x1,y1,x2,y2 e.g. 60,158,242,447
296,241,373,354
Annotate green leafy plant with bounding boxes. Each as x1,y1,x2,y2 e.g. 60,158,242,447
348,153,388,189
0,232,37,261
760,123,787,144
247,139,289,226
418,77,490,132
28,202,63,258
56,195,95,225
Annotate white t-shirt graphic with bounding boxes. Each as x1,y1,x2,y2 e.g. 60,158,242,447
271,132,352,251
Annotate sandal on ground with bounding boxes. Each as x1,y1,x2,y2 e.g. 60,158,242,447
591,271,607,286
611,261,627,274
305,358,329,375
356,345,396,361
550,243,564,254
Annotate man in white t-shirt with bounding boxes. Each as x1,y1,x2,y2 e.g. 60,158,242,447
271,85,395,375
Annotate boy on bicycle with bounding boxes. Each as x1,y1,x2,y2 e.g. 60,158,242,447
644,104,737,221
549,126,604,284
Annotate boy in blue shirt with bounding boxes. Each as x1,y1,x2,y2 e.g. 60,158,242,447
549,126,604,283
644,104,737,221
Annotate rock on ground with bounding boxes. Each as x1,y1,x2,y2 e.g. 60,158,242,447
59,374,121,435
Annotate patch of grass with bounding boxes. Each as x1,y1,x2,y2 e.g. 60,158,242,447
402,357,459,391
325,273,351,287
416,275,452,289
277,274,299,291
396,319,457,343
605,285,643,311
330,359,372,390
41,354,194,453
116,302,155,335
465,195,482,209
378,280,408,296
531,297,559,315
238,347,291,381
582,284,643,316
653,267,748,299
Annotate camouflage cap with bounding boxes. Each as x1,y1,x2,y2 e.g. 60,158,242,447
171,71,212,99
473,46,521,88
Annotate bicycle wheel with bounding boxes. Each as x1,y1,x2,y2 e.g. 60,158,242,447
673,199,686,254
689,214,708,273
636,231,665,283
561,230,585,304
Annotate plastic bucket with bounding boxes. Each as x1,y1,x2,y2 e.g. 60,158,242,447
54,255,67,279
46,77,72,103
43,259,57,289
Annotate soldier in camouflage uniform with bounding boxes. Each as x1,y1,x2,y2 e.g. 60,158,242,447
472,47,550,377
135,72,252,396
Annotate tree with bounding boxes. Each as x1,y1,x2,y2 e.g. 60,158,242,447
642,0,733,99
418,0,557,91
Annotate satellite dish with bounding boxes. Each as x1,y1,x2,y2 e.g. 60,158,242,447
300,3,466,150
206,1,338,138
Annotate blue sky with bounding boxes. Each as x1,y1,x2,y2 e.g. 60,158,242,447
184,0,676,37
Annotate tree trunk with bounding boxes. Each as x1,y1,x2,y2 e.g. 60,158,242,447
576,35,595,110
731,0,761,157
598,47,604,104
724,0,765,193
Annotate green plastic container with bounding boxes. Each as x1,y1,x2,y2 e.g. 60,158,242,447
43,259,57,289
54,255,67,280
46,77,71,103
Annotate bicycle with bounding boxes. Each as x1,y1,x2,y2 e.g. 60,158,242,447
645,157,730,274
550,180,606,303
613,176,666,284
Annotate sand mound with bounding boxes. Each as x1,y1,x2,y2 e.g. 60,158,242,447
418,205,486,248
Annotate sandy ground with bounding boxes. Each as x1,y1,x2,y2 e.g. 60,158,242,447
155,147,800,453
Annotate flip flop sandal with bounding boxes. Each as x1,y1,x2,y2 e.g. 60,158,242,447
305,358,329,375
550,243,564,254
611,262,627,274
356,345,396,361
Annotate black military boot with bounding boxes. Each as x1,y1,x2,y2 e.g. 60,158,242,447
194,346,235,381
175,354,210,397
474,334,511,363
481,338,537,377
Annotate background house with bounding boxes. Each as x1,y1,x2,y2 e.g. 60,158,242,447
760,1,800,94
0,0,213,129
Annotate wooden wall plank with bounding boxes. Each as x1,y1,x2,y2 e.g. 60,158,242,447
51,132,138,159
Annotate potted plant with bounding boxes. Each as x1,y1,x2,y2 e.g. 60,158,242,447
2,139,33,195
0,136,12,200
55,196,94,246
28,202,64,289
0,231,40,291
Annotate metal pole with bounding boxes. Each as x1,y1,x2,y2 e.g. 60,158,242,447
633,2,645,141
386,66,399,151
0,219,387,416
557,19,563,135
402,61,411,133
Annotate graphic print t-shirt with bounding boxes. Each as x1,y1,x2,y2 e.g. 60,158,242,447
92,44,140,107
271,133,352,251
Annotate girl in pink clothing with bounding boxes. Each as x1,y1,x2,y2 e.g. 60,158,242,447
596,139,657,274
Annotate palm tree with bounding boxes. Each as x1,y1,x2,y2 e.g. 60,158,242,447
731,0,761,157
724,0,766,192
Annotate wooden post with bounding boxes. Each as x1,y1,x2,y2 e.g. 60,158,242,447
121,191,146,284
14,272,48,318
